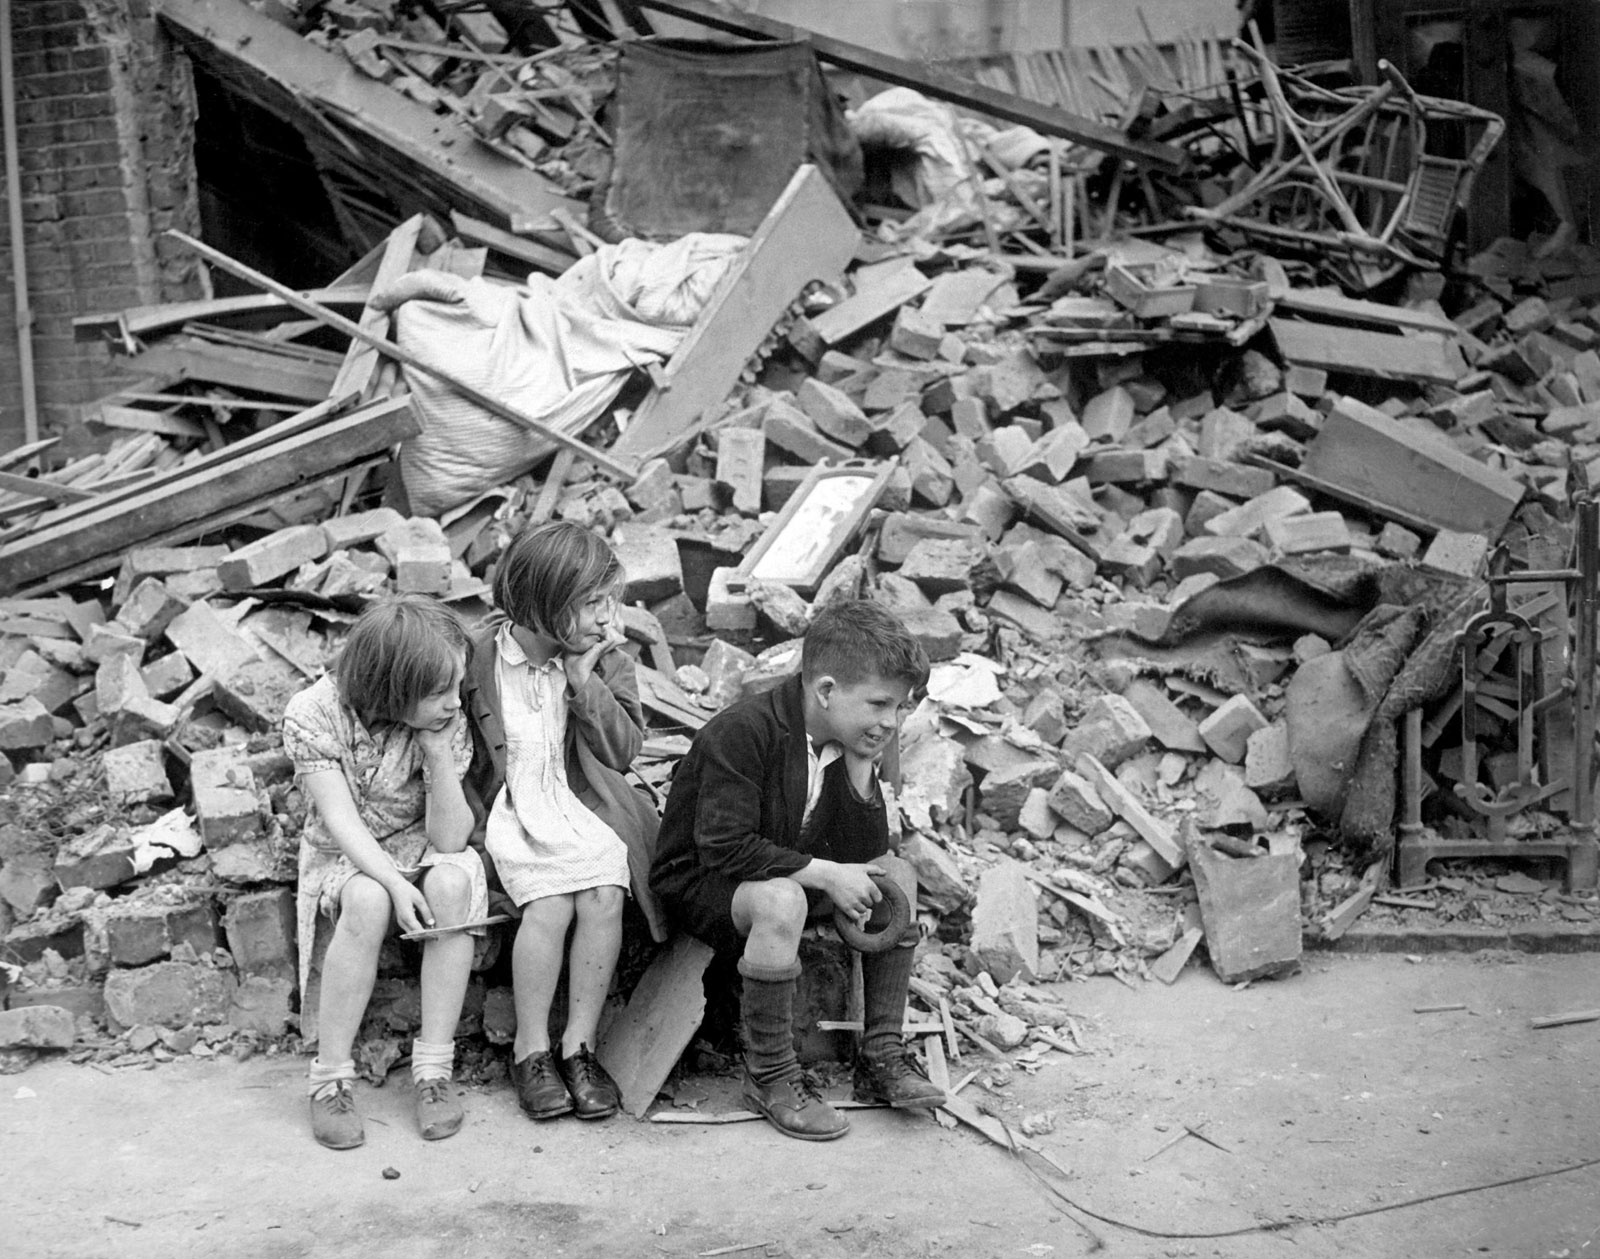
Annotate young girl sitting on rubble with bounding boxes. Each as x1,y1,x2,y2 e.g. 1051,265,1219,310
283,594,486,1150
461,520,662,1123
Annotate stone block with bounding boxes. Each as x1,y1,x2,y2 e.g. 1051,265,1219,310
878,514,983,567
1076,754,1183,869
209,839,287,884
228,975,296,1036
1017,787,1056,841
0,1005,74,1049
1284,364,1327,398
889,306,945,359
1083,449,1167,485
3,917,85,963
1193,760,1269,830
1253,391,1320,439
140,651,195,700
0,651,79,715
898,831,969,915
106,899,220,967
218,524,329,591
714,427,766,514
1190,845,1301,983
223,888,297,979
109,694,180,748
699,638,756,709
1047,769,1113,834
1081,385,1134,443
0,854,57,916
985,589,1061,642
1421,529,1490,579
1022,688,1067,744
1169,455,1275,500
189,748,263,848
1198,693,1269,763
996,541,1062,607
977,758,1059,830
1123,679,1207,753
897,605,963,662
82,621,146,666
1374,522,1422,560
115,545,229,607
102,739,172,804
794,932,853,1063
1020,421,1089,483
320,506,405,551
897,737,973,831
1198,407,1256,461
865,400,925,456
763,399,854,464
1244,722,1296,797
114,578,188,641
1171,535,1268,581
904,437,955,507
102,960,238,1031
706,567,757,632
212,657,304,734
611,523,683,604
1060,694,1151,769
900,537,985,596
760,465,811,513
796,378,873,447
1203,486,1310,539
0,697,54,750
53,824,137,891
164,601,259,679
381,518,452,595
1265,511,1351,555
969,860,1039,984
4,984,104,1022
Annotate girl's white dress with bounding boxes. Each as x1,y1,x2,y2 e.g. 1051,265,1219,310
484,624,629,906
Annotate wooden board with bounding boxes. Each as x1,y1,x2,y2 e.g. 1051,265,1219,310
73,285,371,343
610,164,858,462
127,339,339,402
450,210,576,278
1273,288,1459,335
633,0,1188,171
1299,397,1524,537
596,935,714,1118
329,215,426,402
1269,318,1465,387
811,260,933,347
0,397,418,594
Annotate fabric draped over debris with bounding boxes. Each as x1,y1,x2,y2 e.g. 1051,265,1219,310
383,233,747,514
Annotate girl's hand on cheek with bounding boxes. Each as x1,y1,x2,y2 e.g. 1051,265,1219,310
564,623,627,691
414,712,462,761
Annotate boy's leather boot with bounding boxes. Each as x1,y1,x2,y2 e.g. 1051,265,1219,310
738,958,849,1141
853,940,945,1108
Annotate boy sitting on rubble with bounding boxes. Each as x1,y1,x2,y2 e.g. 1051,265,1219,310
649,599,945,1141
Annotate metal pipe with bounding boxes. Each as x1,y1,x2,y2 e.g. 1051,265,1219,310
1572,497,1598,829
1,0,39,448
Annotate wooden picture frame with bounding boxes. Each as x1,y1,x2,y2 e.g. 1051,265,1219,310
731,459,896,597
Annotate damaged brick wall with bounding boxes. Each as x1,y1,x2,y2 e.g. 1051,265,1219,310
0,0,204,452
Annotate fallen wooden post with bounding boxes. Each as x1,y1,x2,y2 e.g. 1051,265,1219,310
165,230,640,482
1530,1009,1600,1029
597,935,714,1118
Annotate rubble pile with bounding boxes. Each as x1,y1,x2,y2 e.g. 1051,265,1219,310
3,2,1598,1079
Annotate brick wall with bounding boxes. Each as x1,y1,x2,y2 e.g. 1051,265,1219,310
0,0,204,455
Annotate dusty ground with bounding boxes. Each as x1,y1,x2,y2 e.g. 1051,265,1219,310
4,951,1599,1259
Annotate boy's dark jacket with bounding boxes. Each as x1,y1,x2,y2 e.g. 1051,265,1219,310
650,673,898,915
461,618,666,941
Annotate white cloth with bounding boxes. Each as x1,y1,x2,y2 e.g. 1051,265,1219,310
483,625,629,906
804,736,842,828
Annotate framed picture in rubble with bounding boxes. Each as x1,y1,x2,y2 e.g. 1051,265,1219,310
732,460,896,597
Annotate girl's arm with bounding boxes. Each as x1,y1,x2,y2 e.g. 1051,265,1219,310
564,630,645,771
300,769,435,935
414,715,474,854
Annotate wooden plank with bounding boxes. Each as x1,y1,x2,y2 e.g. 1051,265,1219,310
0,397,418,593
632,0,1187,172
636,664,708,731
611,164,858,462
92,405,208,439
596,935,714,1118
72,285,371,342
1299,397,1524,537
127,339,339,401
449,210,575,277
1269,318,1465,387
1273,288,1459,335
329,214,426,402
0,470,96,504
810,260,933,348
154,0,582,230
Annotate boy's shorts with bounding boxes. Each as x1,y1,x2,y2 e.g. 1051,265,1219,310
666,870,836,956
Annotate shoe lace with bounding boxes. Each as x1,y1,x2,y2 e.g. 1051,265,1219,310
313,1079,355,1111
866,1048,920,1081
566,1047,602,1084
792,1070,826,1104
417,1078,451,1105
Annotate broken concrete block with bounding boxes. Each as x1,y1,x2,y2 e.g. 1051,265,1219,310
1421,529,1490,579
1082,449,1167,485
320,506,405,551
0,696,54,750
102,960,237,1031
1081,385,1134,443
113,578,188,641
82,621,145,666
1076,754,1183,870
1047,769,1113,834
977,758,1059,830
970,859,1039,984
0,1005,75,1049
209,839,285,884
164,602,259,679
706,567,757,632
1264,511,1351,555
897,736,973,831
218,524,329,592
714,427,766,514
189,748,263,849
1123,679,1207,754
382,518,452,595
140,651,195,700
611,523,684,604
764,398,855,464
1193,760,1269,830
1060,693,1151,769
1244,722,1296,798
900,537,985,596
1284,364,1327,398
102,739,172,804
222,888,297,980
1190,844,1301,983
110,693,180,748
1198,694,1269,763
879,515,984,567
1170,455,1275,500
1374,521,1422,560
1253,391,1320,440
699,638,756,709
986,589,1061,642
889,305,945,359
1022,688,1067,744
1203,486,1310,539
212,657,304,734
115,544,228,607
904,437,955,507
228,975,296,1036
897,605,963,662
106,899,220,967
796,377,872,448
1017,787,1056,841
1020,421,1089,483
1171,535,1268,581
53,824,137,891
898,831,970,914
0,650,80,715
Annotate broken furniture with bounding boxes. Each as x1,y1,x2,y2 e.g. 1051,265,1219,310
731,460,896,598
1397,495,1599,890
1187,40,1503,292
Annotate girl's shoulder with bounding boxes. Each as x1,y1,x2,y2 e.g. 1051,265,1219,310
282,673,343,724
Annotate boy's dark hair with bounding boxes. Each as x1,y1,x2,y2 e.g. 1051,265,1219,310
494,520,622,647
801,598,930,689
336,594,469,725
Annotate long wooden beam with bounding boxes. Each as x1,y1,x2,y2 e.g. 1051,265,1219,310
166,231,639,481
631,0,1188,172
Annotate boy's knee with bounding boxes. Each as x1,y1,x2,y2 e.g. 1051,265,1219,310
738,877,808,933
339,876,392,935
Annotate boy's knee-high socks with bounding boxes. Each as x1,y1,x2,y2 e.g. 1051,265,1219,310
860,940,917,1061
738,957,802,1084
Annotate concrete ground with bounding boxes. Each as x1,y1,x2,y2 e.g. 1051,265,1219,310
4,950,1599,1259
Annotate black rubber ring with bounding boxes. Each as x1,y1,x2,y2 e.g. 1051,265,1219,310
832,872,912,953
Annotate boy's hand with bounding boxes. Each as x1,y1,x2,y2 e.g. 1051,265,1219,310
827,862,886,926
564,624,627,691
388,879,434,936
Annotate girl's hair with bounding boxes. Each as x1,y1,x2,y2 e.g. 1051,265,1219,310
335,594,469,725
494,521,622,648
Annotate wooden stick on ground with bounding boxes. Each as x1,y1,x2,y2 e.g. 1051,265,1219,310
165,230,639,483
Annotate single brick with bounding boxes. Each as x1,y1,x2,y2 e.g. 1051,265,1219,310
796,377,872,447
113,577,187,640
715,427,766,514
1047,769,1113,834
1198,693,1269,763
611,523,683,604
969,860,1040,984
217,524,329,591
102,739,171,804
102,960,238,1031
222,888,297,979
189,747,262,849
